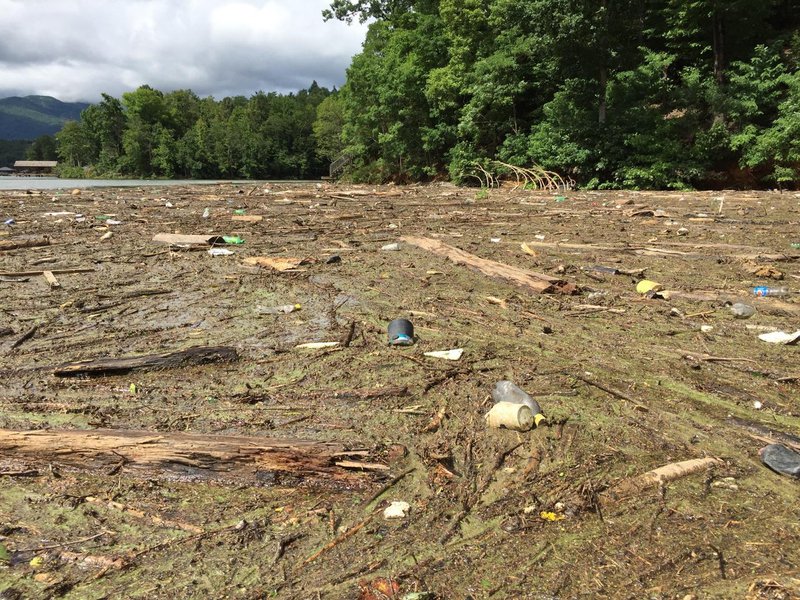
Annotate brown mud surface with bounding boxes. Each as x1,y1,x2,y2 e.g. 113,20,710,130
0,182,799,599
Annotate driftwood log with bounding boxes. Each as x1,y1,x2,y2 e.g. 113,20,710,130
0,428,383,486
0,236,50,252
401,236,575,295
54,346,238,376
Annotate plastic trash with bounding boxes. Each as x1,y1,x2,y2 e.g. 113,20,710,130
729,303,756,319
589,265,619,275
383,501,411,519
222,235,244,245
4,218,15,226
388,318,414,346
760,444,800,477
257,304,300,314
208,248,234,256
202,207,210,219
753,286,789,297
491,381,546,426
758,330,800,345
423,348,464,361
381,242,400,251
486,402,533,431
636,280,663,295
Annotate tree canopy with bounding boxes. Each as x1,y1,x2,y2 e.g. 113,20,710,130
56,84,333,180
327,0,800,188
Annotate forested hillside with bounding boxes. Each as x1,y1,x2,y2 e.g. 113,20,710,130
55,84,332,179
0,95,88,140
324,0,800,189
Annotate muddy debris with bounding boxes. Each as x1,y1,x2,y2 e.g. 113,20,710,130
0,183,799,598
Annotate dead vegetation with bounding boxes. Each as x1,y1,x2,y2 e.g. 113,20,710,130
0,182,799,599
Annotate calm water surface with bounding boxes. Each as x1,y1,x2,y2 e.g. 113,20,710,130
0,178,312,191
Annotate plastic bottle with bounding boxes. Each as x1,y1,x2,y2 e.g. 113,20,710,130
491,381,546,426
753,286,789,297
729,303,756,319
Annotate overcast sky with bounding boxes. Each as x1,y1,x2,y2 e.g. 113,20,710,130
0,0,368,103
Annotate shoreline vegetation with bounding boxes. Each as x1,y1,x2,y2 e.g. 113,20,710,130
4,1,800,190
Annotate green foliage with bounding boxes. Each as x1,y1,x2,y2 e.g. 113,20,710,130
0,139,30,168
331,0,800,188
313,94,346,162
52,83,334,179
26,135,57,161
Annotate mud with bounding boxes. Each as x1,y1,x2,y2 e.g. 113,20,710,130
0,182,798,599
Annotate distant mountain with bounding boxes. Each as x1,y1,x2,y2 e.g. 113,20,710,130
0,95,90,140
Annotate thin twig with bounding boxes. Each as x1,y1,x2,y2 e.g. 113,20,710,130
302,509,378,566
9,324,38,350
19,530,112,553
573,373,648,411
360,467,415,509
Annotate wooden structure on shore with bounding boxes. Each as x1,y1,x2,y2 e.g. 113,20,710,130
13,160,57,175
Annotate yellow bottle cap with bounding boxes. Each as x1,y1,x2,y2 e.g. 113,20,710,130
534,413,546,427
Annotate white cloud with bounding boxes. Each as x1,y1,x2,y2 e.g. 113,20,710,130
0,0,367,102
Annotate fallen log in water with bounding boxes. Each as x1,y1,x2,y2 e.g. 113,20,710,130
0,428,384,486
54,346,238,376
401,236,576,294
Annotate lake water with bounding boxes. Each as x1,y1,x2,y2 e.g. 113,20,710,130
0,178,312,191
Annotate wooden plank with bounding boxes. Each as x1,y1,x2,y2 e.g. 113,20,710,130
401,236,573,295
152,233,219,245
0,428,381,485
0,268,95,277
54,346,238,377
0,236,50,252
42,270,60,288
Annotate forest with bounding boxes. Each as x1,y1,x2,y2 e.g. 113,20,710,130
54,0,800,189
325,0,800,188
54,84,333,180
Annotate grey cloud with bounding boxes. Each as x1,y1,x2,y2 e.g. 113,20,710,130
0,0,366,102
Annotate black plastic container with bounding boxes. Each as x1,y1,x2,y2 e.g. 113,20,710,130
387,318,414,346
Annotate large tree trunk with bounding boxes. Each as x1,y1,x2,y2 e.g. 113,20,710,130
712,6,725,84
0,428,384,486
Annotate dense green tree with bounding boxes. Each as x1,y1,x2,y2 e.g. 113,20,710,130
53,82,333,179
313,93,346,161
26,135,57,161
327,0,800,187
56,121,94,168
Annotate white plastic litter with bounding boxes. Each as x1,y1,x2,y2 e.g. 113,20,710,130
383,501,411,519
758,330,800,345
423,348,464,361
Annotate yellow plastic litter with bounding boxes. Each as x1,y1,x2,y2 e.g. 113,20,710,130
540,511,566,522
636,280,663,295
30,556,44,567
